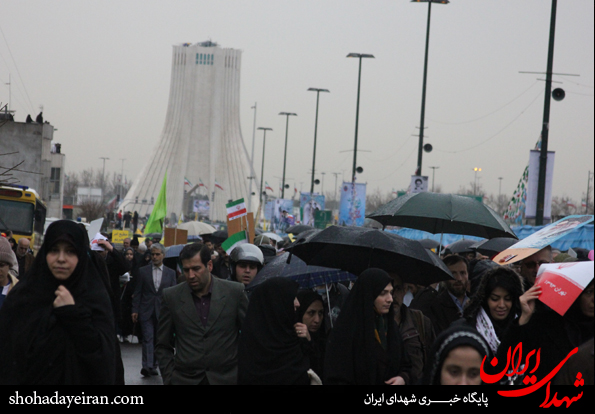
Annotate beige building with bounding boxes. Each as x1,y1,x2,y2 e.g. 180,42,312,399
0,111,65,218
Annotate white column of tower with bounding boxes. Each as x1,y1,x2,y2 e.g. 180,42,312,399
121,42,256,225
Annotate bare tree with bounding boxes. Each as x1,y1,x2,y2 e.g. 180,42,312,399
77,199,105,222
366,187,393,215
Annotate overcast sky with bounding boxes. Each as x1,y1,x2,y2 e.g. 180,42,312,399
1,0,593,205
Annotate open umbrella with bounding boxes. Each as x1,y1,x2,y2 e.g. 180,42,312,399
143,232,162,240
446,239,481,254
209,230,228,244
164,244,188,258
246,252,356,291
471,237,519,258
262,232,283,243
418,238,441,250
285,224,315,235
287,225,453,286
176,221,216,236
366,192,517,240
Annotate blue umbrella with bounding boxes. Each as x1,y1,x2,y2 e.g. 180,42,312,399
164,244,187,258
245,252,356,291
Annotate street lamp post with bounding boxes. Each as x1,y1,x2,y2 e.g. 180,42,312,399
248,103,257,213
346,53,374,184
473,167,482,196
279,112,297,199
429,166,439,192
99,157,109,201
498,177,503,198
257,127,272,211
413,0,449,176
307,88,329,195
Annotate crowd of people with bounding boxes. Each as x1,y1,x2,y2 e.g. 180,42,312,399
0,221,592,387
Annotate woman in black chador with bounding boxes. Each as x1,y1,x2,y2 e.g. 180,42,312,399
324,268,411,385
0,220,116,385
238,277,310,385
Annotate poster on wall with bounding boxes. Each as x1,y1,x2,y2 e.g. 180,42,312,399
338,182,366,226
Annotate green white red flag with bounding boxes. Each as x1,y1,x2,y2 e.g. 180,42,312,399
226,198,247,220
221,230,248,254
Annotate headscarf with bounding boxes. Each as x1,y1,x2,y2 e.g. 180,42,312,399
463,266,524,353
421,322,491,385
296,289,327,377
324,268,409,385
238,277,310,385
0,220,115,385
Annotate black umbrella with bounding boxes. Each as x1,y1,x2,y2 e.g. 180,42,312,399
471,237,519,258
285,224,315,235
366,192,518,240
210,230,228,244
418,238,441,250
446,239,481,254
143,232,162,239
287,225,453,286
246,252,356,291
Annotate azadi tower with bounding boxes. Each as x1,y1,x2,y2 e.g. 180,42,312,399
121,41,255,223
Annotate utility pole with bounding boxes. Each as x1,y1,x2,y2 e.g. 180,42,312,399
429,166,439,192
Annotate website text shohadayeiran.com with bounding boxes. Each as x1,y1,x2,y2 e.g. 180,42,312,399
9,391,143,408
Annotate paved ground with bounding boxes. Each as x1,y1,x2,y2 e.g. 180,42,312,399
119,338,163,385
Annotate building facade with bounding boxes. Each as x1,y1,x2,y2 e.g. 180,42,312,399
0,114,65,218
121,41,256,223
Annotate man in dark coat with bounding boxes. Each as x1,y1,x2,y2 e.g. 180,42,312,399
410,255,470,336
132,243,176,377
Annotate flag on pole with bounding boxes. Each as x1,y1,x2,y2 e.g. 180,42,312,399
184,177,192,187
106,195,117,210
221,230,248,254
582,200,587,208
567,201,576,208
215,181,224,190
144,172,167,234
226,198,247,221
265,182,273,192
199,178,207,189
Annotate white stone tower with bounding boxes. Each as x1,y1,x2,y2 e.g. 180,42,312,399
121,41,255,223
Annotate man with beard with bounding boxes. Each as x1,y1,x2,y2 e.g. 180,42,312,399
410,255,470,336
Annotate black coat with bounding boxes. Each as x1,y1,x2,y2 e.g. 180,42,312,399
410,288,462,336
494,302,594,383
0,220,116,385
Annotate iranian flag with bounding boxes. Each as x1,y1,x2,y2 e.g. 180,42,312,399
226,198,247,220
222,230,248,254
184,177,192,187
215,181,224,190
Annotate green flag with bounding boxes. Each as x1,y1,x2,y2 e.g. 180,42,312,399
144,172,167,234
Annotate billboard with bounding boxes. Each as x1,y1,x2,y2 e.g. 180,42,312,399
272,199,294,232
299,193,326,227
338,182,366,226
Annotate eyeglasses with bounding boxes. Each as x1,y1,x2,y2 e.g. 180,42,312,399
522,260,549,269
